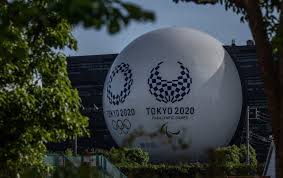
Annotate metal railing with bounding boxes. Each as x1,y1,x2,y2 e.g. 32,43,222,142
45,154,127,178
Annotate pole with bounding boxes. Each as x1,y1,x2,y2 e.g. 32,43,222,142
74,135,78,155
246,106,250,164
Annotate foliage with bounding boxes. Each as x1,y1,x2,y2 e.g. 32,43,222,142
119,163,256,178
21,165,106,178
208,145,241,170
52,164,105,178
208,144,257,176
172,0,280,40
95,145,257,178
172,1,282,177
0,0,154,177
20,145,258,178
239,144,257,167
119,163,206,178
65,148,73,157
95,147,149,166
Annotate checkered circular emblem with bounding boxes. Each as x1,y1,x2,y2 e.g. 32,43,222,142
148,61,192,103
107,63,133,105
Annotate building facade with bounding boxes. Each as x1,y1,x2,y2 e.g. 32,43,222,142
51,43,272,162
225,43,272,162
66,54,117,150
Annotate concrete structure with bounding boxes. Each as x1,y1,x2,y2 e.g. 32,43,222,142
48,37,271,163
225,45,272,162
103,28,242,162
67,54,118,150
263,141,276,178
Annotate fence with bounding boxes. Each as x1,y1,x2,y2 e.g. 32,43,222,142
45,154,127,178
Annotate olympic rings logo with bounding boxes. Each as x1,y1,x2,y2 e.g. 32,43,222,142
112,119,131,135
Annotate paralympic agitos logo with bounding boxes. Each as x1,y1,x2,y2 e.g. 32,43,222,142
148,61,192,103
107,63,133,105
147,61,193,138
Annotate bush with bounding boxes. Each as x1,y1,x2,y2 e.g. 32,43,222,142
119,163,206,178
207,144,257,176
94,145,258,178
95,147,149,165
119,163,256,178
93,148,110,158
65,148,74,157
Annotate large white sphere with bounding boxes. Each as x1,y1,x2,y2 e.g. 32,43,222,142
103,27,242,162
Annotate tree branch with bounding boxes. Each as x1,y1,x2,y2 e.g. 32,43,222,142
243,0,280,144
278,0,283,149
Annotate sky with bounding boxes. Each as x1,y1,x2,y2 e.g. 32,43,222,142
64,0,252,56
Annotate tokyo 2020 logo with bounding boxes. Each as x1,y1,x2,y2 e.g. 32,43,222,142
107,63,133,105
148,61,192,103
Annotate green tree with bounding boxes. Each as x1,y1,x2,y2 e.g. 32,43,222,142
108,147,149,166
239,144,257,167
208,145,257,176
173,0,282,177
0,0,154,177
